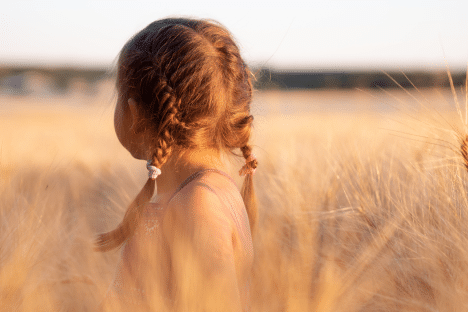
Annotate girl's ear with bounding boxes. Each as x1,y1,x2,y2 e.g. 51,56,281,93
128,98,144,133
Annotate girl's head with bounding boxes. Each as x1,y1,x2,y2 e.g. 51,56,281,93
96,18,258,251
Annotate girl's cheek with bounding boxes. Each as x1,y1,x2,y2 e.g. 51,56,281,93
114,103,127,146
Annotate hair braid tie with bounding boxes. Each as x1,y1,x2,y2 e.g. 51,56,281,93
147,160,162,179
239,154,257,176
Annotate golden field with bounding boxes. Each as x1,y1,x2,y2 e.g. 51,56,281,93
2,86,468,311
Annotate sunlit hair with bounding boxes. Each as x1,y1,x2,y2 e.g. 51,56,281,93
96,18,258,252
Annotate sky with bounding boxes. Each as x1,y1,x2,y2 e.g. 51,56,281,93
2,0,468,71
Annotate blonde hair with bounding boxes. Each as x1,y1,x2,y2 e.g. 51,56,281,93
96,18,257,252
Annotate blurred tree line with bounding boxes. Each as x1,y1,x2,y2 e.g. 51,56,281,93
0,65,465,96
252,68,466,90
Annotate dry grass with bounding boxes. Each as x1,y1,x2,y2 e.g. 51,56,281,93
2,88,468,311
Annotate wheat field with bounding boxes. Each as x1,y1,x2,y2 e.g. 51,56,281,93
2,86,468,311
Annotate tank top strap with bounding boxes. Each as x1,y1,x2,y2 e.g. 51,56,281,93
166,168,237,205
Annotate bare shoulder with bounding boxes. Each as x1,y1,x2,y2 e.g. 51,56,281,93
162,180,236,269
164,181,233,239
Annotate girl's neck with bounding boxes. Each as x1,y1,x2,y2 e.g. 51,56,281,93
154,148,227,203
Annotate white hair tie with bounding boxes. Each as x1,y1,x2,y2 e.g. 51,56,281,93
146,160,161,180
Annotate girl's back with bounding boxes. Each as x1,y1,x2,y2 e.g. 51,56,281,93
107,170,253,310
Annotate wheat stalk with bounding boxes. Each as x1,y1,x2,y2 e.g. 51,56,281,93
460,135,468,172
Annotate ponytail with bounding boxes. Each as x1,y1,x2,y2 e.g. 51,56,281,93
95,177,156,252
95,156,166,252
240,145,258,236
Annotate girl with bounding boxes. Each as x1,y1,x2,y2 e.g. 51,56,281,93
96,18,258,311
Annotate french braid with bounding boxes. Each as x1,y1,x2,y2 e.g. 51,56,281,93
96,72,181,251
